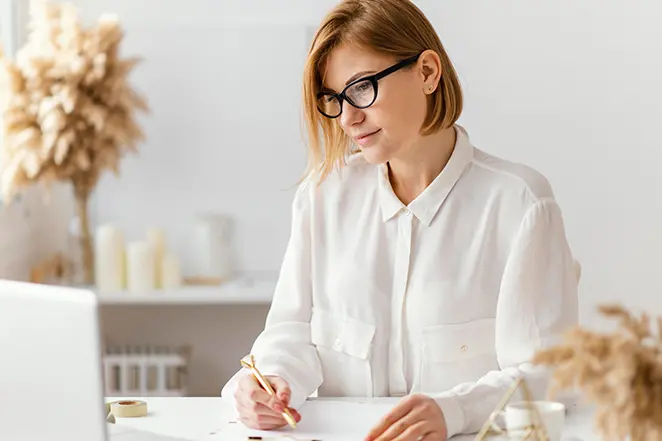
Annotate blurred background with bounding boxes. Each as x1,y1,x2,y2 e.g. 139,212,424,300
0,0,660,397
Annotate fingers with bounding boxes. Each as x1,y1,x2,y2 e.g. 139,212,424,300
239,413,288,430
268,376,292,404
238,399,281,418
234,374,301,430
236,398,284,430
365,396,417,441
382,420,436,441
237,401,302,430
366,395,446,441
371,408,422,441
237,399,301,420
237,375,283,411
289,408,302,421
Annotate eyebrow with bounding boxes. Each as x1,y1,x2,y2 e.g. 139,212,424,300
345,70,375,86
320,70,377,94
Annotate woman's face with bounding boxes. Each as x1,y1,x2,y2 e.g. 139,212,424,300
321,44,438,164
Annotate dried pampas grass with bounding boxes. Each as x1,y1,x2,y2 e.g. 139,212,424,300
532,304,662,441
0,0,149,284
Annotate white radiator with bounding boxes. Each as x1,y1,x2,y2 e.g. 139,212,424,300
103,345,191,397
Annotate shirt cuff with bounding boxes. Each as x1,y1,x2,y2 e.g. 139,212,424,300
434,394,464,439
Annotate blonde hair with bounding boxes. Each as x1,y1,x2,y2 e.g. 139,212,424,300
301,0,463,184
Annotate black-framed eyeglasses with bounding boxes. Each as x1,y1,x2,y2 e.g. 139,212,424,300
316,52,422,119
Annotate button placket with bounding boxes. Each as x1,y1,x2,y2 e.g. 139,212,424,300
389,210,414,395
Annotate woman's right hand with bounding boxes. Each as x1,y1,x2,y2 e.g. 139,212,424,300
234,373,302,430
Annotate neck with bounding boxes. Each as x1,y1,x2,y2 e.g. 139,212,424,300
387,127,457,206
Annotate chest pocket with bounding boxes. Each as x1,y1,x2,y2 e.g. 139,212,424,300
310,307,376,397
417,318,499,393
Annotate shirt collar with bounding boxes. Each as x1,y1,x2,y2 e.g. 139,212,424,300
377,124,474,226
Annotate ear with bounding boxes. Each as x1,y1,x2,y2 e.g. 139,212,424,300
418,49,442,95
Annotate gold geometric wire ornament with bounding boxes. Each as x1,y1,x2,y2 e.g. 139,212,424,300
474,375,550,441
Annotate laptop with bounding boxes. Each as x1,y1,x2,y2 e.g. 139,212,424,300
0,279,187,441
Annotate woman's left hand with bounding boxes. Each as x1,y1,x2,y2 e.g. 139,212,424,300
364,394,448,441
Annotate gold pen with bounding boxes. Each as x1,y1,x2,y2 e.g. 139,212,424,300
240,354,297,429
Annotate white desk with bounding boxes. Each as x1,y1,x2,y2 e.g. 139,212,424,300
107,397,600,441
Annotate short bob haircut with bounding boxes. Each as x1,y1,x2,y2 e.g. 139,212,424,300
302,0,463,183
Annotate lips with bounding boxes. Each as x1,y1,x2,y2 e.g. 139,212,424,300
354,129,381,145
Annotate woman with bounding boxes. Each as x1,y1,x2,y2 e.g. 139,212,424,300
222,0,579,440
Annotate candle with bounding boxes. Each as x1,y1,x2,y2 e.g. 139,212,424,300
161,252,182,290
146,228,166,288
95,224,125,291
126,241,154,293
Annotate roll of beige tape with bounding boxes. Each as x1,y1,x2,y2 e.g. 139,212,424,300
108,400,148,418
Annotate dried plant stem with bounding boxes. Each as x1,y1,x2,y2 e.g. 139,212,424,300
73,179,93,285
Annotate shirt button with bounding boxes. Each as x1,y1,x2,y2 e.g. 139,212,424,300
403,209,411,216
460,344,468,353
334,338,341,348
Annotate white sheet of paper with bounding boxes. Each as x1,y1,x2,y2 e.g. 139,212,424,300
236,399,400,441
107,424,194,440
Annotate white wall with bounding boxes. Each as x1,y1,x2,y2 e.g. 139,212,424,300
5,0,661,394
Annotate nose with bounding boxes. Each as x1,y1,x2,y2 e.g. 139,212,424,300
339,103,365,130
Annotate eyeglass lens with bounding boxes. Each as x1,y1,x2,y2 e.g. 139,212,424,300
317,78,376,118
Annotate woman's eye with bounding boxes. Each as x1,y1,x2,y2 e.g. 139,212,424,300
355,82,370,92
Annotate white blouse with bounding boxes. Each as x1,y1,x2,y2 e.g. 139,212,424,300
221,125,579,438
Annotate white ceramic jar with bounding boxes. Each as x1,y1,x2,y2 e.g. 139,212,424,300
190,213,234,282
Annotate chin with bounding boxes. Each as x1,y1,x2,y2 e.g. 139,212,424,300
359,146,390,165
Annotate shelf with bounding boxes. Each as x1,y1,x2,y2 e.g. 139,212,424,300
95,277,276,305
